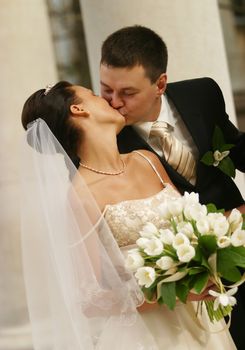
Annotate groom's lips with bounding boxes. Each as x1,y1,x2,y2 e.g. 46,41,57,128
118,108,126,116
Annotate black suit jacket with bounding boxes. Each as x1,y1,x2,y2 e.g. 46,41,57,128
118,77,245,210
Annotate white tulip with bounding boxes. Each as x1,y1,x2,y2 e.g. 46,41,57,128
156,256,175,270
173,233,190,250
144,238,163,256
159,228,175,245
136,237,150,249
212,217,229,237
228,209,243,232
230,229,245,247
140,222,159,238
217,236,231,248
158,203,172,220
167,199,183,217
176,244,195,263
183,191,199,205
209,287,237,311
135,267,156,288
184,203,207,221
207,212,224,230
125,251,144,272
176,222,194,238
196,218,210,235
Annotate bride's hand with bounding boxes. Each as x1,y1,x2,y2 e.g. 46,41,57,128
137,300,159,313
187,281,216,302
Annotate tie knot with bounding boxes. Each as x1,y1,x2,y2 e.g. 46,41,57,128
150,121,169,137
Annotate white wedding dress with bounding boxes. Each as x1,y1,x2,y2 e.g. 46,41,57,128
104,151,236,350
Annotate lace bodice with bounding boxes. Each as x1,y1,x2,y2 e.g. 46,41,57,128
104,151,180,247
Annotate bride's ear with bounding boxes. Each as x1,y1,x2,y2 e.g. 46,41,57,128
70,104,90,118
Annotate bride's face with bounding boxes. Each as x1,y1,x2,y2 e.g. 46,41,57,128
72,86,125,128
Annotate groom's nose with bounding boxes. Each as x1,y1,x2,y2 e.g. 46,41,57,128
110,93,124,109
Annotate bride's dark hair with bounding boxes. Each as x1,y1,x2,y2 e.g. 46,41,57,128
21,81,81,168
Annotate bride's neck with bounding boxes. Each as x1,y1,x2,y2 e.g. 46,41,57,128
77,130,122,169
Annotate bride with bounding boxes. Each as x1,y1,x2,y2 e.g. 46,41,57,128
21,81,236,349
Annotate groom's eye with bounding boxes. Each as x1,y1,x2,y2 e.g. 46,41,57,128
103,89,112,94
123,91,136,96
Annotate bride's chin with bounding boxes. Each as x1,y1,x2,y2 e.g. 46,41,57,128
116,121,125,134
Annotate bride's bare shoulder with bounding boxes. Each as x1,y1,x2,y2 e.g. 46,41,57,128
129,149,177,190
129,149,161,166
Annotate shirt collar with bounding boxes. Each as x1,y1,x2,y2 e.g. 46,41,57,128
133,94,175,140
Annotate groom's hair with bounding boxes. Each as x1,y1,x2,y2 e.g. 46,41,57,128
101,25,168,83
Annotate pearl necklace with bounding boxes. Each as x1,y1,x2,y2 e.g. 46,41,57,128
79,158,125,175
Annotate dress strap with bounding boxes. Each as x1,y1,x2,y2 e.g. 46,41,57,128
132,150,166,187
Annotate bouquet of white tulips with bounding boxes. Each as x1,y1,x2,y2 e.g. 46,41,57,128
125,192,245,322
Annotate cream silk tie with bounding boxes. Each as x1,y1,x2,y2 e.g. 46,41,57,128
150,121,196,182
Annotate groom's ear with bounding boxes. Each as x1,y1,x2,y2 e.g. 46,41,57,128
156,73,167,95
70,104,90,118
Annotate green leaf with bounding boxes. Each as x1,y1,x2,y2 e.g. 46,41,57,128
159,282,176,310
212,126,225,150
217,246,245,282
206,203,225,214
218,157,235,178
206,203,218,213
193,245,202,263
242,214,245,230
217,246,245,269
142,286,156,302
220,144,234,152
221,267,241,282
198,235,217,256
193,271,209,294
201,151,214,166
176,283,189,303
157,296,165,305
201,255,210,269
188,267,207,275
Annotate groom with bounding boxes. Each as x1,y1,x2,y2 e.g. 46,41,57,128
100,25,245,348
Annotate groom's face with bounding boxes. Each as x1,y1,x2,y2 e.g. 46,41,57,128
100,64,166,125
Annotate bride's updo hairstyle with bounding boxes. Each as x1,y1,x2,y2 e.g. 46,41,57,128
21,81,81,168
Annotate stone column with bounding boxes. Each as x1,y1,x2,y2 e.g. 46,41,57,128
80,0,244,193
0,1,57,349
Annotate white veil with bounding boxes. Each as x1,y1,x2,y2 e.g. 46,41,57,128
20,118,158,349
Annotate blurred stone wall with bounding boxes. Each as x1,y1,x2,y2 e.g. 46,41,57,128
46,0,91,86
219,0,245,131
0,1,57,349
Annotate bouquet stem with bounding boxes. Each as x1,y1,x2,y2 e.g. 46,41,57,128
204,300,232,323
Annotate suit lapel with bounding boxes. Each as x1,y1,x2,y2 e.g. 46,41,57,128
165,82,215,190
166,83,209,156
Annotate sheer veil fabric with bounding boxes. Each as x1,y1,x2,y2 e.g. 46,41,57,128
20,119,159,349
